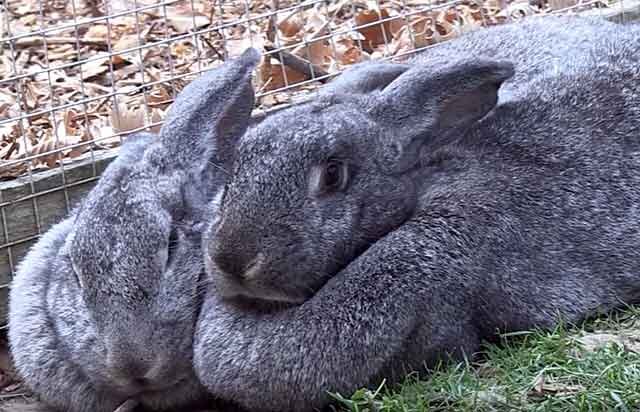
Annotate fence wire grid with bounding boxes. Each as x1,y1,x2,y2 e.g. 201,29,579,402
0,0,638,323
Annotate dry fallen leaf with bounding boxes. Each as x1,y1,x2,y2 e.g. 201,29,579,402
0,0,561,181
113,33,143,65
85,24,111,41
81,52,112,79
258,56,308,91
29,135,66,168
528,374,585,398
22,81,41,110
549,0,578,9
574,332,640,354
301,38,333,68
165,5,210,33
334,38,368,65
278,14,305,38
355,8,393,52
0,8,6,39
226,30,265,58
148,86,173,108
110,101,146,133
499,0,537,18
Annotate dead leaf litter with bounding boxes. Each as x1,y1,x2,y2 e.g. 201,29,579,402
0,0,618,179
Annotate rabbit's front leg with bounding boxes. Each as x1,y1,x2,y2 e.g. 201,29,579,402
195,218,482,412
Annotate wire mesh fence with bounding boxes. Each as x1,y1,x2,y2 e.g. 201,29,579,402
0,0,639,323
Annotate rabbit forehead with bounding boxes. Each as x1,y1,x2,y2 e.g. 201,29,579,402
237,102,371,169
70,198,171,307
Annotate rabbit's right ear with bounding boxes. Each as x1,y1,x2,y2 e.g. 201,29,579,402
371,59,514,174
159,48,260,170
319,62,410,96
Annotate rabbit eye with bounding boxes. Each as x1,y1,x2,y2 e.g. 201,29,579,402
324,163,341,188
319,160,348,194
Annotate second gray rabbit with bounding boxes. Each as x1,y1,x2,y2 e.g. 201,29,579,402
7,49,260,412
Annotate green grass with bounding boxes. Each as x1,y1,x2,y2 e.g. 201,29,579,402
332,307,640,412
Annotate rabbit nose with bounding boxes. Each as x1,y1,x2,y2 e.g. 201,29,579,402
211,247,263,280
108,352,157,385
119,366,161,391
132,377,152,388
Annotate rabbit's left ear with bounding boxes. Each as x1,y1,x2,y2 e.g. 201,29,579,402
158,48,261,171
369,59,514,174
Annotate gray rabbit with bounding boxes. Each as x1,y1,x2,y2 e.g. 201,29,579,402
194,16,640,412
7,49,260,412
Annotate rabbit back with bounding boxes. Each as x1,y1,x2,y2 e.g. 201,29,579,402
410,15,640,101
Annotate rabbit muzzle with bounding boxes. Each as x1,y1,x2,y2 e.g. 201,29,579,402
112,369,189,398
209,244,262,281
206,246,310,304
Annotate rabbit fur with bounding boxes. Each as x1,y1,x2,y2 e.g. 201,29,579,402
194,16,640,412
7,49,260,412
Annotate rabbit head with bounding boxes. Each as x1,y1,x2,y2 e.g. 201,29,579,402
65,48,259,396
205,59,513,304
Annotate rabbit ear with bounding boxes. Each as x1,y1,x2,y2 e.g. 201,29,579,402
373,59,514,173
319,62,410,95
159,48,260,170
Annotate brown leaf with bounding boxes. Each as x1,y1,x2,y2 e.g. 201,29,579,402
0,370,14,391
500,0,538,18
334,38,368,65
277,14,305,38
575,332,640,354
149,109,163,133
29,135,65,169
67,146,89,159
89,124,120,148
22,81,40,110
148,86,173,108
258,57,307,91
165,6,210,33
387,11,408,37
109,101,145,133
299,38,332,68
549,0,578,10
457,3,484,23
85,24,110,41
259,92,291,109
305,9,329,35
0,9,6,39
0,342,15,390
66,127,97,159
171,42,192,59
226,31,265,58
81,52,111,79
528,374,585,398
412,15,436,40
62,110,78,137
432,14,460,43
113,33,140,53
0,91,16,119
35,68,68,84
355,8,393,52
112,33,146,65
0,163,28,179
1,382,23,393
